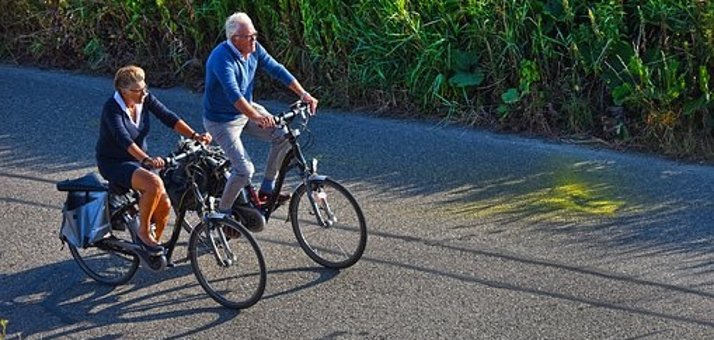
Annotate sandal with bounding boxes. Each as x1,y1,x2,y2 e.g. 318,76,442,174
136,233,163,253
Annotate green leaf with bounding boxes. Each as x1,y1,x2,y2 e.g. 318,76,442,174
627,55,647,82
543,0,566,21
611,83,632,105
497,104,510,119
518,60,540,93
502,88,520,104
449,71,484,87
683,96,709,116
451,49,478,72
699,66,711,101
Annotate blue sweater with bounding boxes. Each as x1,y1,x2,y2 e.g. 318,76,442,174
96,93,180,163
203,41,296,122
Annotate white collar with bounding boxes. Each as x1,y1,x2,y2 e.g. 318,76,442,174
113,91,142,126
226,40,248,61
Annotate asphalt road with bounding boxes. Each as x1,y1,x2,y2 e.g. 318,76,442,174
0,65,713,339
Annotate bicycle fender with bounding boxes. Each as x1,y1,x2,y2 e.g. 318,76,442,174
204,212,229,223
308,174,328,182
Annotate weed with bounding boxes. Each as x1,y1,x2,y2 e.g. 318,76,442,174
1,0,713,159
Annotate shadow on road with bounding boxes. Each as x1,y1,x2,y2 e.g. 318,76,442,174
0,256,338,339
328,138,714,268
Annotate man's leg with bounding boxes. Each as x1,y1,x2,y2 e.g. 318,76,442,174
204,116,254,212
244,103,291,195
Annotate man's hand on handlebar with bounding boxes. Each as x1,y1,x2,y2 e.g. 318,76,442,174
300,92,319,115
256,114,276,129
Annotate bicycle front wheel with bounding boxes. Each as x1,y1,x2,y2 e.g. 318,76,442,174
188,217,266,309
289,178,367,269
68,227,139,285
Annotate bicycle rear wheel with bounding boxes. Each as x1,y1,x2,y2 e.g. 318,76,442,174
289,178,367,269
68,227,139,285
188,217,266,309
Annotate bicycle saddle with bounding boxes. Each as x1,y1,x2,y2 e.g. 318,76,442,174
56,172,108,192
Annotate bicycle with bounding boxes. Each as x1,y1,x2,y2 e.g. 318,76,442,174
184,101,368,269
56,141,267,309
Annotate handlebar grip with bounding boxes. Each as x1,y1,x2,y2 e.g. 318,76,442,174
274,101,310,124
164,153,184,167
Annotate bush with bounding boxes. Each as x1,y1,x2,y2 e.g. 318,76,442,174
2,0,713,159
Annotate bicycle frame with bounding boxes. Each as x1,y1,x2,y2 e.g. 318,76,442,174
261,107,331,227
164,169,236,267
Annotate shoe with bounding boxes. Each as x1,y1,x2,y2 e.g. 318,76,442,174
258,190,291,206
136,233,163,253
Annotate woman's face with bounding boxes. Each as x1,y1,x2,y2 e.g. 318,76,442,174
123,80,148,104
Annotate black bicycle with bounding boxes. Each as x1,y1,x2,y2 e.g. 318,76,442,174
57,141,267,309
177,102,368,269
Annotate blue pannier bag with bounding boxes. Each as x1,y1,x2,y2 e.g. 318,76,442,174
58,173,111,248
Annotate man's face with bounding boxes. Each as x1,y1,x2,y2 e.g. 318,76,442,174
231,22,258,55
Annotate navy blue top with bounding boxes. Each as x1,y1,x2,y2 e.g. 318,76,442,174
96,93,180,163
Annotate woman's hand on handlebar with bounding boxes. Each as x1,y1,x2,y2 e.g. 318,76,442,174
194,132,212,144
142,156,165,170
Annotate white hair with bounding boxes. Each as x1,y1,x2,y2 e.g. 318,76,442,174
225,12,253,39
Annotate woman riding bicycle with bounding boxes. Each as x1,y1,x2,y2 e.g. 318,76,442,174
96,65,211,249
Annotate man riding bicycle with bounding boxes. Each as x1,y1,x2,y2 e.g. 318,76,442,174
202,11,318,229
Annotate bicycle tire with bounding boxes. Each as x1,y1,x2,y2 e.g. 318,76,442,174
289,178,367,269
188,217,266,309
68,228,139,285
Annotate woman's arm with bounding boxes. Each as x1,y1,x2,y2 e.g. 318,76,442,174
103,101,136,150
173,120,212,144
144,93,180,128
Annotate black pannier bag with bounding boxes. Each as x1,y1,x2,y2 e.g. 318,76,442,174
163,160,202,211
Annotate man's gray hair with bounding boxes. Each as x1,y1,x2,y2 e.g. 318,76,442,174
225,12,252,39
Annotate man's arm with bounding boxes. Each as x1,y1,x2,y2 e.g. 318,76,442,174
234,97,275,127
287,80,319,114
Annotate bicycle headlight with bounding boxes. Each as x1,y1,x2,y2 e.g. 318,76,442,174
310,158,318,174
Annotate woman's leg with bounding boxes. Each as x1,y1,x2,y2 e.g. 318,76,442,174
131,168,166,246
151,192,171,242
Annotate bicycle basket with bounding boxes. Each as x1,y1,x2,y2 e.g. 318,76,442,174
60,190,110,248
163,164,200,211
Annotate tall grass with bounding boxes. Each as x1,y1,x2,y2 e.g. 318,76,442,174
1,0,713,159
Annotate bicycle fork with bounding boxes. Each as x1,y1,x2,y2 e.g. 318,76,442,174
206,220,238,267
306,180,337,228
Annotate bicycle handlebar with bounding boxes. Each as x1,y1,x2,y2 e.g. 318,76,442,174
164,139,205,168
273,101,310,126
160,102,309,170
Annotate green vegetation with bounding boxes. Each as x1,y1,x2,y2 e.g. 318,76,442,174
0,318,6,340
2,0,713,159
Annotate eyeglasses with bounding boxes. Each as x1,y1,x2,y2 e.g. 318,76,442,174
128,85,148,94
233,32,258,41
